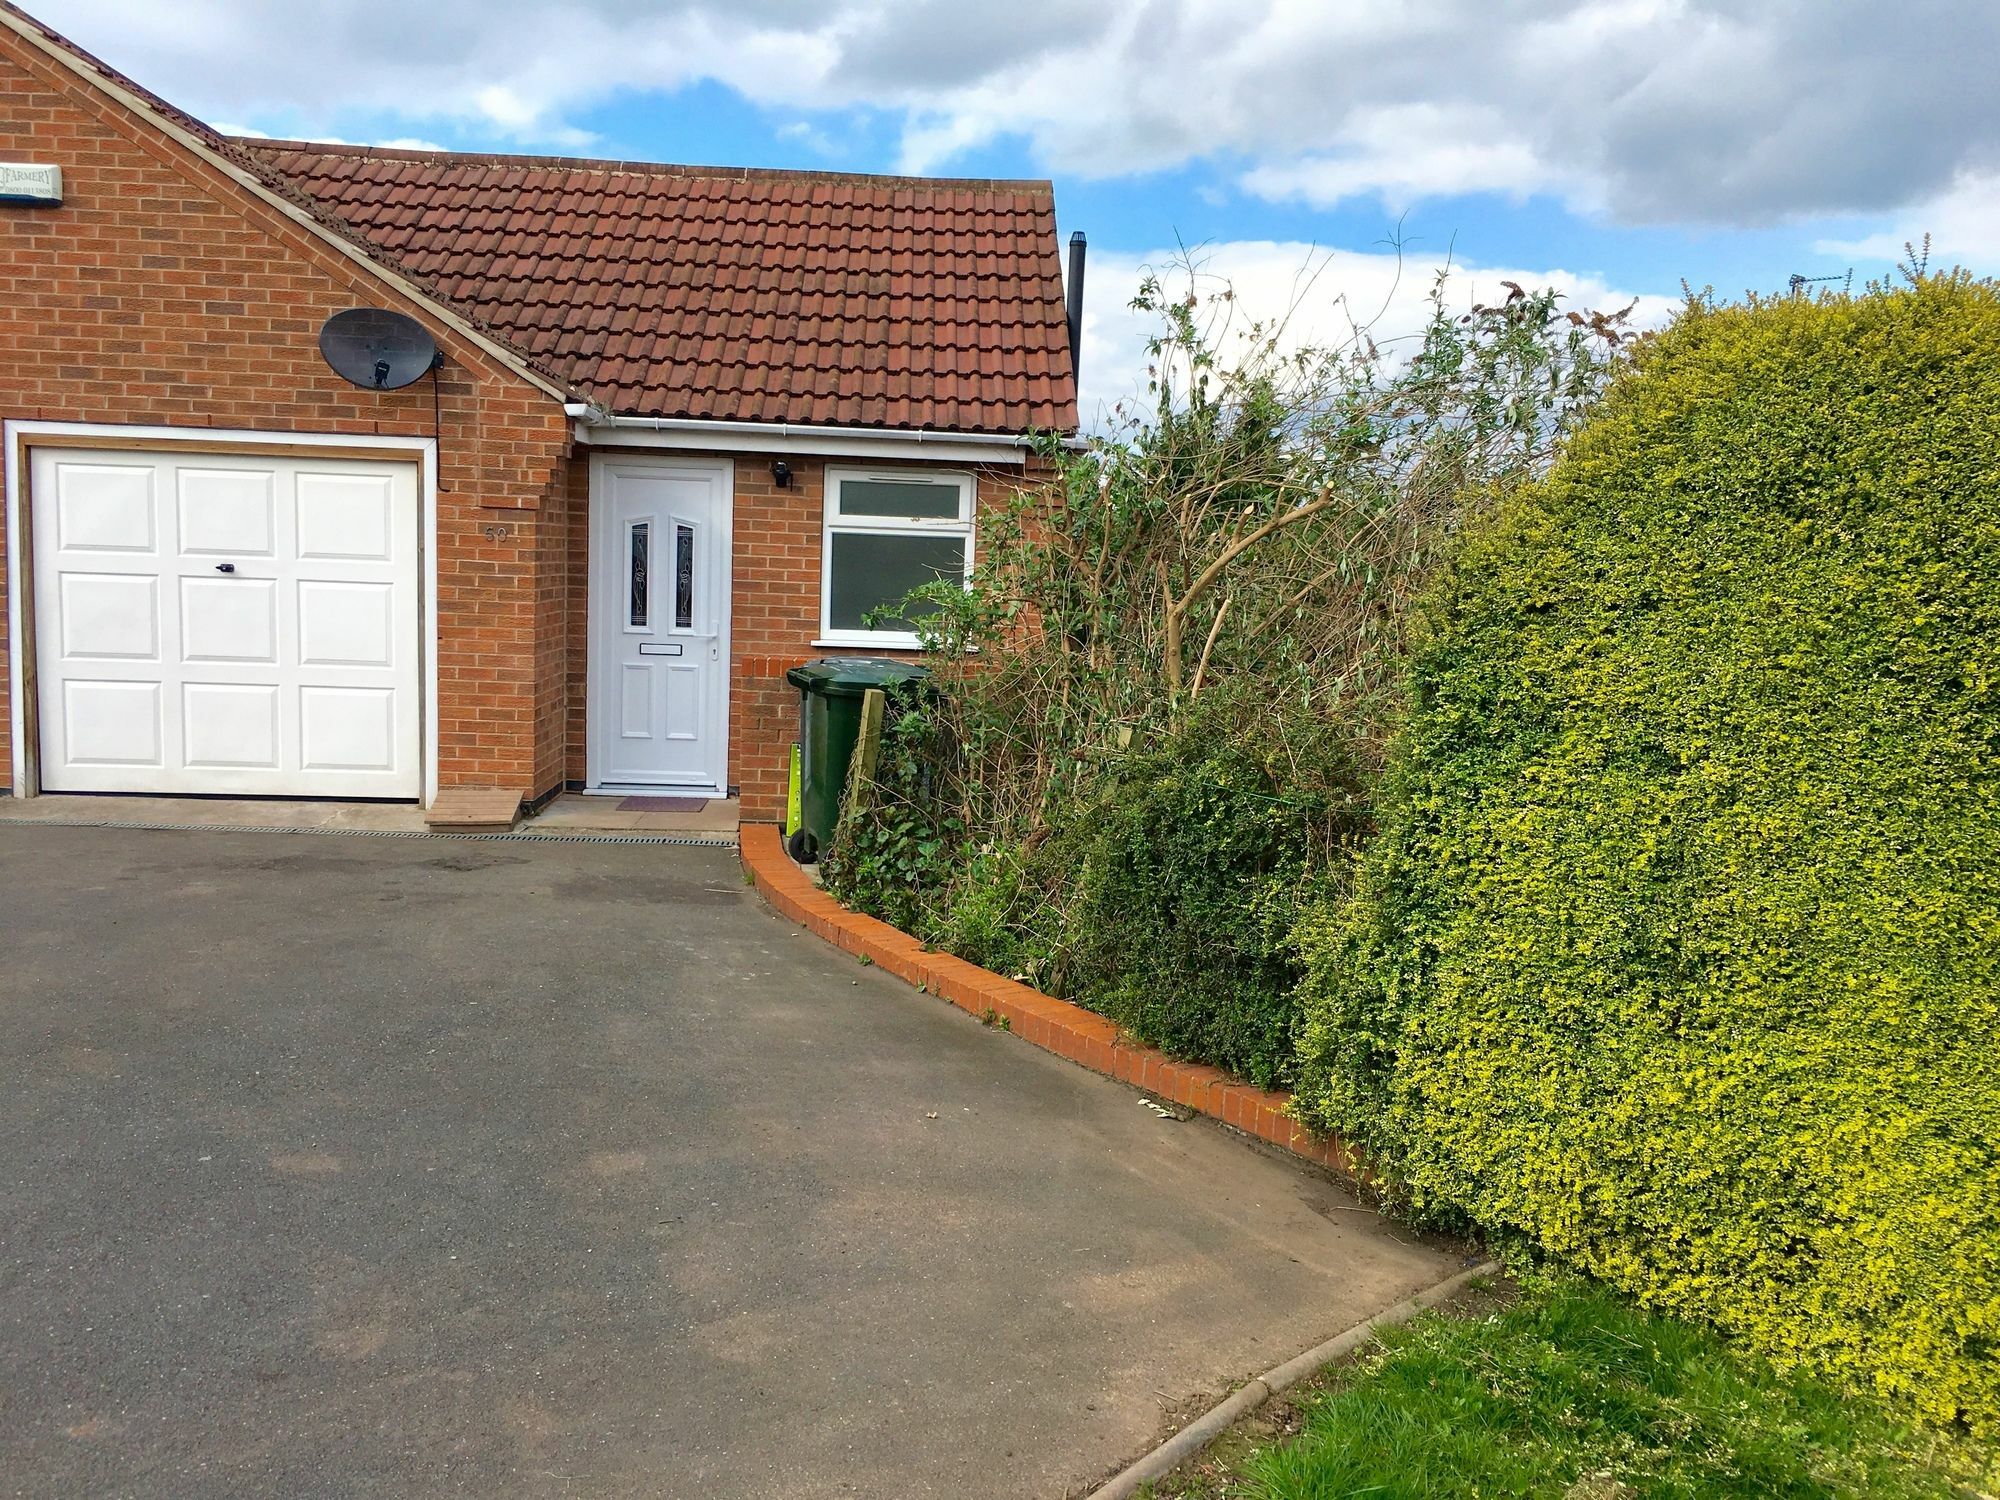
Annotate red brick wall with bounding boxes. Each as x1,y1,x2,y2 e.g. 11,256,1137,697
733,453,1059,819
562,449,1053,821
548,457,589,798
730,455,844,819
0,31,574,799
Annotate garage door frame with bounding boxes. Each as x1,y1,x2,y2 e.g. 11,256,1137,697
5,420,438,804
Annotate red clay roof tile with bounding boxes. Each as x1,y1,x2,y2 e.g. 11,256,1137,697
235,138,1077,435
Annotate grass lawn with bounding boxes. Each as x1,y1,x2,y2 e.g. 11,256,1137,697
1146,1276,1993,1500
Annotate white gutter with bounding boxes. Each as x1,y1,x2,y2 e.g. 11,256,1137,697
566,406,1078,464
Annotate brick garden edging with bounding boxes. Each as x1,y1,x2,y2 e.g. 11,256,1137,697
739,824,1362,1178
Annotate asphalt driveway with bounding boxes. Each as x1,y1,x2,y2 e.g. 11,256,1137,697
0,824,1458,1500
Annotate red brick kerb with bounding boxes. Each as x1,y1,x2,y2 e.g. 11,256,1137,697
739,824,1362,1178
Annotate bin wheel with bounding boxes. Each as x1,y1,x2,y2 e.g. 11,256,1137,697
787,829,818,865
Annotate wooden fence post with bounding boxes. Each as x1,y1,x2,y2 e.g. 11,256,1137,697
845,687,887,816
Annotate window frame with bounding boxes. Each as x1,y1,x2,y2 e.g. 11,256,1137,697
818,466,976,649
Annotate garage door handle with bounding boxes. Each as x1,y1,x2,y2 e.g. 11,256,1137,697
215,563,235,574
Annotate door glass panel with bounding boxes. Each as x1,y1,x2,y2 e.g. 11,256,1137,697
827,531,967,632
628,521,650,628
838,477,961,520
675,523,694,630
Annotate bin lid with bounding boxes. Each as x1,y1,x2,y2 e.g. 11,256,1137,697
785,656,932,697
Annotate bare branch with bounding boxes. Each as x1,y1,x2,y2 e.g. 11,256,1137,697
1190,594,1232,699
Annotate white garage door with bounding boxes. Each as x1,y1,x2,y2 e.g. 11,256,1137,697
30,445,422,799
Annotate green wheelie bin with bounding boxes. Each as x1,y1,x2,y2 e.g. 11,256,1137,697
783,657,930,863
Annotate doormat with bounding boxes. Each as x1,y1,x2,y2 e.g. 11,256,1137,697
616,796,709,812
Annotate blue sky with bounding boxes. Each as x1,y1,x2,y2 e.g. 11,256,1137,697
32,1,1996,422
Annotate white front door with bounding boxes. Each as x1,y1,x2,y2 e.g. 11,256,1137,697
588,456,731,792
29,444,422,798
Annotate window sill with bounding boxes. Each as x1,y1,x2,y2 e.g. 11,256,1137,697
813,637,923,652
810,638,980,657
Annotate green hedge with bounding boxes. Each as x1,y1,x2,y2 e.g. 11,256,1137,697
1293,277,2000,1432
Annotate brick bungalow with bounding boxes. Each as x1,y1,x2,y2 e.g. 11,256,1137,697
0,3,1078,823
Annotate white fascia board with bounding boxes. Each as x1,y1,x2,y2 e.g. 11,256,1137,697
567,410,1073,466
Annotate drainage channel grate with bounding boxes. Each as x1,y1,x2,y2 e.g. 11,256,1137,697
0,817,738,848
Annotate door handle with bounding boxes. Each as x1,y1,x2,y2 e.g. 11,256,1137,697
215,562,236,574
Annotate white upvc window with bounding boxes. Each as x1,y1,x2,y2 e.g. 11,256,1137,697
818,467,975,649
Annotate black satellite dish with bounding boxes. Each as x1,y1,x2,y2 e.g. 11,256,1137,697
318,307,442,390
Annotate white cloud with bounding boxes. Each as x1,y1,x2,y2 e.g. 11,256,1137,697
1813,168,2000,268
27,0,2000,227
1239,104,1572,213
775,120,841,158
897,109,1008,177
1077,241,1678,428
472,85,537,131
471,84,594,150
210,124,446,152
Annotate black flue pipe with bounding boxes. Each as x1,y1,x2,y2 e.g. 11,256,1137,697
1065,230,1087,384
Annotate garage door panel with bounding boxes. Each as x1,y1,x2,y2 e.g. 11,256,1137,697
59,573,160,661
183,683,281,769
301,686,397,772
298,580,393,667
55,464,155,553
177,468,276,556
297,472,395,561
33,445,421,799
181,576,278,663
63,680,163,767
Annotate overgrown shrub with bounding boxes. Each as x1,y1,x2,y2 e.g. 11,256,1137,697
828,690,1367,1087
907,264,1630,837
1015,693,1367,1088
826,258,1630,1083
816,684,963,936
1294,273,2000,1431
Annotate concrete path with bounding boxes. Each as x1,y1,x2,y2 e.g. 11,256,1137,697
0,791,740,841
0,824,1459,1500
